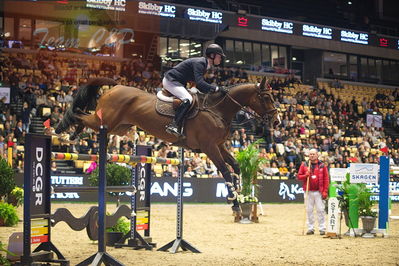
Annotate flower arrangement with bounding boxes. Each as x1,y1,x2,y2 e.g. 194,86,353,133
237,194,258,204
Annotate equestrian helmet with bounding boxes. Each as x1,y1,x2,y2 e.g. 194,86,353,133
205,44,226,58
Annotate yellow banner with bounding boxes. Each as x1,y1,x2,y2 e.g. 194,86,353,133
137,217,149,224
31,226,48,236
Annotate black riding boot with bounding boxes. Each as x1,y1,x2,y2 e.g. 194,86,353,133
166,99,191,136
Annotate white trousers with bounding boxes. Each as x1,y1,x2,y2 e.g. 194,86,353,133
162,77,193,103
306,191,326,231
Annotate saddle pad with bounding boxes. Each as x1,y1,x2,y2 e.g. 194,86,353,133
155,99,198,119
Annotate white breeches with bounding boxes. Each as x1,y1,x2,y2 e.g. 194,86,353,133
162,77,193,103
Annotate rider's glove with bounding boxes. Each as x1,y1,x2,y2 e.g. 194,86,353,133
219,86,229,95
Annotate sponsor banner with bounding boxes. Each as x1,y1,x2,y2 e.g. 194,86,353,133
349,163,379,183
31,226,48,236
31,219,48,227
24,134,51,217
330,168,348,182
31,235,48,244
261,18,294,34
340,30,368,45
86,0,126,11
136,210,149,231
138,1,176,17
185,8,223,24
302,24,332,39
0,87,10,104
15,174,307,203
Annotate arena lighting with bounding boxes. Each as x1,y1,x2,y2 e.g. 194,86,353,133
292,57,297,61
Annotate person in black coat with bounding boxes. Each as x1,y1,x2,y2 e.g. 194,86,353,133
163,44,228,136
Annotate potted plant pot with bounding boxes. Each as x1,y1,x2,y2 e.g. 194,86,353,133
240,203,253,219
361,216,376,238
106,232,123,247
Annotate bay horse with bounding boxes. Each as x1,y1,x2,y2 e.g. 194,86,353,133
55,77,280,212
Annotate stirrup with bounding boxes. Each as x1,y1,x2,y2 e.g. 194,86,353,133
166,124,182,137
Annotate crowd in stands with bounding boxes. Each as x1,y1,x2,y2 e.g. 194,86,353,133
1,50,399,180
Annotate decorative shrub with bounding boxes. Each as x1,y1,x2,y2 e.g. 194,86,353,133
106,217,130,234
7,187,23,208
0,158,15,200
0,202,19,226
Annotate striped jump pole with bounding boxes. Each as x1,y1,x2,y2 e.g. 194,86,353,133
52,152,181,165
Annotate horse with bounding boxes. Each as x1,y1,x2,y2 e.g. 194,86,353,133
55,77,280,212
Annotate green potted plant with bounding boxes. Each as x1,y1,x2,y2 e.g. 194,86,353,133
89,163,131,206
0,158,15,201
0,202,19,227
106,216,130,246
235,140,266,223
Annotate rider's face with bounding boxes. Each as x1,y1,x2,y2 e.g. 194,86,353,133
213,54,222,66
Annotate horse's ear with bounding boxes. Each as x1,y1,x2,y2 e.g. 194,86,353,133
259,77,267,90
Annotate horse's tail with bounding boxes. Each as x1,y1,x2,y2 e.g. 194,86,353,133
55,78,117,134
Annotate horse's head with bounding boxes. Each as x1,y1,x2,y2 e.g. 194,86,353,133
250,77,280,129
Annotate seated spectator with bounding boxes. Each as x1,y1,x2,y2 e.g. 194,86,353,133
51,161,59,174
279,162,289,176
204,158,218,177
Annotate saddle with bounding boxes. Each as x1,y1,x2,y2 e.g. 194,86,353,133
155,89,199,119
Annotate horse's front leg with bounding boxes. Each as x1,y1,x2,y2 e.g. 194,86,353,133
218,144,241,216
219,144,240,190
201,144,239,212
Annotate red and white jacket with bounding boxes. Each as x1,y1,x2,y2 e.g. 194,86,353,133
297,161,329,195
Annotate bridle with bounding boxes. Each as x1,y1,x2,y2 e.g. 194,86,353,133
201,83,278,126
223,84,278,126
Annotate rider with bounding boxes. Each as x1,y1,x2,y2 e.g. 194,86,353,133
163,43,227,136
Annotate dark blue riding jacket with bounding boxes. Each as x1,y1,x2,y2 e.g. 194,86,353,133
164,57,217,93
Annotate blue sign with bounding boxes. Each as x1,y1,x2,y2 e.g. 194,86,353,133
261,18,293,34
302,24,332,39
340,30,368,45
185,8,223,24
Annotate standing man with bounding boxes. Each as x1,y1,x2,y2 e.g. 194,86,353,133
298,148,329,235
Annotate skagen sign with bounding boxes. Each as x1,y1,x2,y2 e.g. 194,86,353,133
86,0,126,11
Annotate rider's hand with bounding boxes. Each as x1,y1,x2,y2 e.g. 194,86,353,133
210,86,219,93
219,86,229,94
